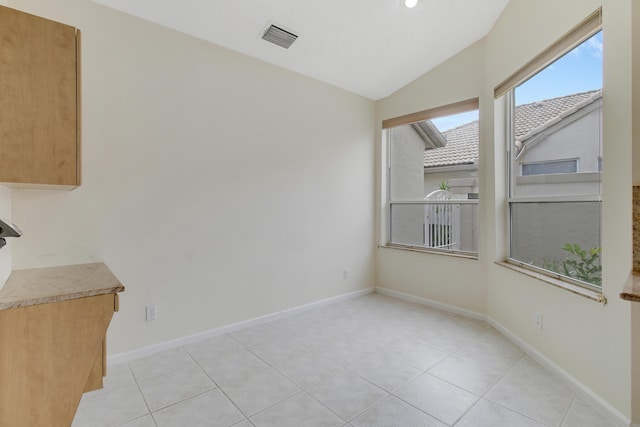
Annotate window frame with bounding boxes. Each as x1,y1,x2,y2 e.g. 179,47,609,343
501,12,604,293
383,98,480,258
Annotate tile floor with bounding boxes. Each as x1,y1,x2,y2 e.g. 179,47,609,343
72,292,617,427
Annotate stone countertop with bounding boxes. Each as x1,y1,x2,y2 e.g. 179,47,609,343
0,262,124,310
620,271,640,302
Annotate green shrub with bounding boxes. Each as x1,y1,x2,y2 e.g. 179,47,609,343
561,243,602,286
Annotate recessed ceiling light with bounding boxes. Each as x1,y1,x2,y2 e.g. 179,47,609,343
404,0,418,8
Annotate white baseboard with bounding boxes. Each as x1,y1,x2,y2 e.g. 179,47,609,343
108,287,375,365
375,286,486,321
487,317,631,427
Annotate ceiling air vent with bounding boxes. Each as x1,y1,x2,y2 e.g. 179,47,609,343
261,24,298,49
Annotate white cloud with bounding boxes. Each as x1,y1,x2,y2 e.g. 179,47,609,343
587,37,603,59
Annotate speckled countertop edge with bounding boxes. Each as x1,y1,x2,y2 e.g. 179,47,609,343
620,271,640,302
0,262,124,310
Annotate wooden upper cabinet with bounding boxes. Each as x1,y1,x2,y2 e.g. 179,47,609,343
0,6,80,189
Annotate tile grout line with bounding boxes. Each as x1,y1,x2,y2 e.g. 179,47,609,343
182,343,255,425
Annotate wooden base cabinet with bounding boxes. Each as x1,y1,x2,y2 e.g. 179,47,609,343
0,294,118,427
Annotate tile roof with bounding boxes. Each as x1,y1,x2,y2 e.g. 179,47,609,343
514,90,600,140
423,90,601,168
423,120,479,168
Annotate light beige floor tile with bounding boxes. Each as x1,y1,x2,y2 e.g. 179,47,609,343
411,326,478,354
351,396,446,427
274,351,345,389
319,339,377,367
153,389,244,427
561,397,617,427
250,393,344,427
286,326,343,350
308,372,388,421
349,352,421,392
506,356,575,398
72,294,616,427
395,373,479,425
351,330,402,354
429,355,505,395
454,334,524,374
221,367,301,416
383,338,448,371
129,347,196,382
455,399,545,427
72,384,149,427
195,346,269,386
248,335,310,365
138,364,216,411
485,374,573,426
118,414,157,427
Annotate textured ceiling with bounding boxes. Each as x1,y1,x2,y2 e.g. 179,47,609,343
91,0,509,100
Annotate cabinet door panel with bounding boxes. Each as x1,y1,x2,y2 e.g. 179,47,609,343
0,6,78,186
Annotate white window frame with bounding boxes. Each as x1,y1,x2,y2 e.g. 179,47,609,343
502,12,603,292
383,98,480,258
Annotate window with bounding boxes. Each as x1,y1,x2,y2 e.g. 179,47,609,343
521,159,578,176
500,10,603,290
383,99,479,256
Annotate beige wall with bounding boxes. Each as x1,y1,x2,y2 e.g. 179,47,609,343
377,41,487,315
633,0,640,186
632,2,640,424
377,0,633,421
7,0,376,355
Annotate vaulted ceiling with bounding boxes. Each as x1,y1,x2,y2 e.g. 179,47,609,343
92,0,509,100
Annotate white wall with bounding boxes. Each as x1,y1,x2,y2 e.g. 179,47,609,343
7,0,375,355
0,186,11,289
377,0,633,420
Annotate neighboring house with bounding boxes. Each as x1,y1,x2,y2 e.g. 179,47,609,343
423,89,602,198
418,89,602,259
390,90,602,253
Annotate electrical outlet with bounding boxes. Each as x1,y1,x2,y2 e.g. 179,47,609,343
146,305,157,321
535,312,543,330
343,269,349,280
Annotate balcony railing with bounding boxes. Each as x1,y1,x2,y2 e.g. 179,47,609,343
389,200,479,255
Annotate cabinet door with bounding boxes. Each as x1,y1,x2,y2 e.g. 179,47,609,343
0,6,79,188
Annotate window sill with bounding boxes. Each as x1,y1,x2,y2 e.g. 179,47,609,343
495,261,607,304
380,244,478,260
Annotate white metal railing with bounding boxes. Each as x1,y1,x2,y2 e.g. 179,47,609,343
425,203,460,250
388,199,478,255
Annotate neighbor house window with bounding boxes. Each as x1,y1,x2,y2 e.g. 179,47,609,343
521,159,578,176
496,9,603,290
383,98,480,256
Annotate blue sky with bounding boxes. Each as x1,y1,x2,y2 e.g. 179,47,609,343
431,31,602,131
516,31,602,105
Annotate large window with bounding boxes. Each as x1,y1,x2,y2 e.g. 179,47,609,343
384,99,479,256
502,11,603,289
